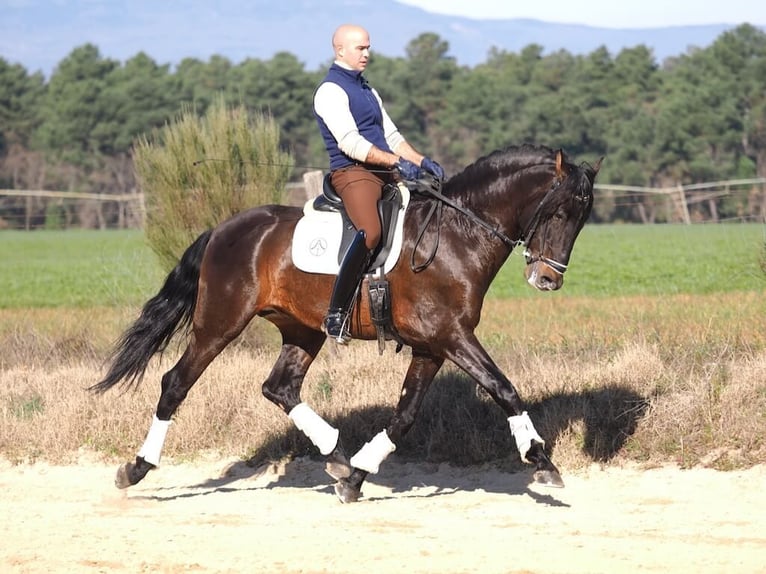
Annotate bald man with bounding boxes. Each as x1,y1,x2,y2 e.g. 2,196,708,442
314,24,444,344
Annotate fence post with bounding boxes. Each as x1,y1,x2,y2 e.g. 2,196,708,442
302,170,324,201
761,181,766,222
677,184,691,224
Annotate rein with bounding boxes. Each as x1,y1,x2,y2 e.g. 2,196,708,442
410,177,516,272
409,174,566,273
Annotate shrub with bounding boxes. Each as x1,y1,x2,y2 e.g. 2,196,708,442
133,95,293,270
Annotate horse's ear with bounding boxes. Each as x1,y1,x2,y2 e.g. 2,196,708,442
593,156,604,174
555,149,565,178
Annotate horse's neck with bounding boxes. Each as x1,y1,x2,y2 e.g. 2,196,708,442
427,185,517,274
453,177,519,237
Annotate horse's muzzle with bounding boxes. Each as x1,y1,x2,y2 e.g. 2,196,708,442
524,261,564,291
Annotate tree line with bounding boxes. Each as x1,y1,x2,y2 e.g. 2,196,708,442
1,23,765,226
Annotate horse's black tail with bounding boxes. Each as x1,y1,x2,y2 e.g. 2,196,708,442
90,230,214,394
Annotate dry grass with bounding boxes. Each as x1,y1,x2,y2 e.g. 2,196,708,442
1,292,764,473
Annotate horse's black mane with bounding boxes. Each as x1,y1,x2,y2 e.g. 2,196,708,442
435,143,596,221
444,144,558,194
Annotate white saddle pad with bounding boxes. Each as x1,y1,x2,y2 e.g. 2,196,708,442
291,182,410,275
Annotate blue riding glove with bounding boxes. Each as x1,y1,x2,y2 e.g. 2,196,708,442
395,157,422,181
421,157,445,181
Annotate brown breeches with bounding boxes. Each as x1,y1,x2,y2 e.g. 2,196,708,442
330,165,394,250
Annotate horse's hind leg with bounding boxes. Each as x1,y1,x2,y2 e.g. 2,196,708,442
334,351,444,503
259,326,351,476
116,321,251,489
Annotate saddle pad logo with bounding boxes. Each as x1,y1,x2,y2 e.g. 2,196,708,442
309,237,328,257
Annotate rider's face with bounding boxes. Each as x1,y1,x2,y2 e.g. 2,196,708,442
338,29,370,71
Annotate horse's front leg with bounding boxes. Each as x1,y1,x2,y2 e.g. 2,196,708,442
335,351,444,503
448,333,564,488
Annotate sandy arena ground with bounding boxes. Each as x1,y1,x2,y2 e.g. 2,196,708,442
1,455,765,573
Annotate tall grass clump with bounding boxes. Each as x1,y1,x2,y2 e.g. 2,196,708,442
133,95,293,270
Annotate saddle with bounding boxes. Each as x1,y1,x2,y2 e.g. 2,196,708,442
291,174,411,353
312,174,403,270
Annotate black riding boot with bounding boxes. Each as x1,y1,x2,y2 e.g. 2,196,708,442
324,230,372,344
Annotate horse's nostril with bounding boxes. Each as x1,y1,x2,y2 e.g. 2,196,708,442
538,274,560,291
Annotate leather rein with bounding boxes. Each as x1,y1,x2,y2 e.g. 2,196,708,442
408,174,565,273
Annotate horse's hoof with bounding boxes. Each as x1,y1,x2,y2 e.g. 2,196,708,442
115,463,134,489
114,457,155,489
325,449,352,480
334,478,361,503
534,469,565,488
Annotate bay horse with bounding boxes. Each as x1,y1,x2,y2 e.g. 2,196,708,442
92,144,600,503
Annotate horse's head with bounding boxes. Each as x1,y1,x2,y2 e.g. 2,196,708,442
520,149,601,291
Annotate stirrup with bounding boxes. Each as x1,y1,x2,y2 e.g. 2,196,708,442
323,312,351,344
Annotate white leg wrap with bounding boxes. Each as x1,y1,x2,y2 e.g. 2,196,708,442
137,414,172,466
350,430,396,474
508,411,544,463
288,403,339,455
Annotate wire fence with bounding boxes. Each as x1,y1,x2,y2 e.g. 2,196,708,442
593,178,766,224
1,177,764,230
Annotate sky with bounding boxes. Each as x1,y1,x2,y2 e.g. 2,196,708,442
1,0,762,78
400,0,765,28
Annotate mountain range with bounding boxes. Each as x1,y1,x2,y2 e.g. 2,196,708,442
1,0,761,77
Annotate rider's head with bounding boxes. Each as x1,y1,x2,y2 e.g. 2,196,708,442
332,24,370,72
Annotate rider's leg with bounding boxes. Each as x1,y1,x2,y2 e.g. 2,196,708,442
322,167,384,343
323,230,371,343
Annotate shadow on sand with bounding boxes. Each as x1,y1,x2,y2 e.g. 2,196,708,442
148,374,649,502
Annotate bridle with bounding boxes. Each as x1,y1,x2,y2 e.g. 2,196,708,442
520,167,594,275
516,178,570,275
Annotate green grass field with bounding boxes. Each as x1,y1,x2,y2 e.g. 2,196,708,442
0,223,764,308
492,223,766,298
0,230,164,308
